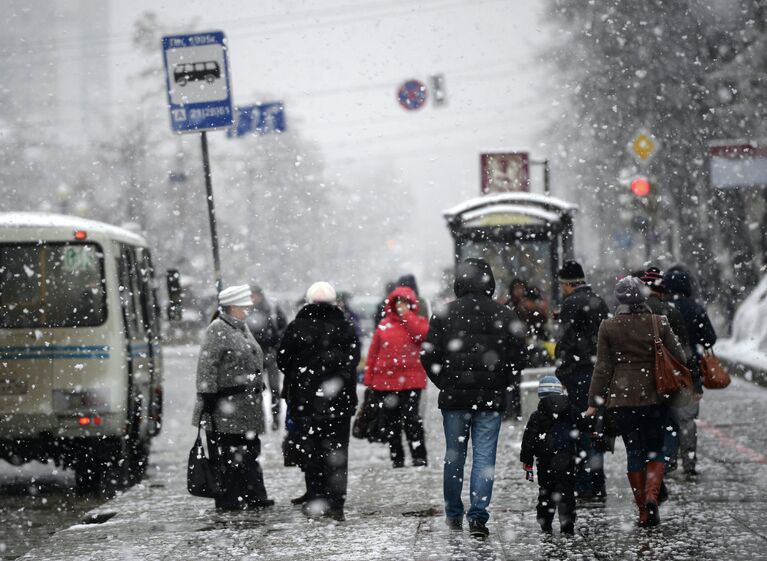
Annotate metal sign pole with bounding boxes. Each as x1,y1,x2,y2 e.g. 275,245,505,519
200,131,223,294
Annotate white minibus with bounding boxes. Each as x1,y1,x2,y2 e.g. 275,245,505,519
0,213,163,493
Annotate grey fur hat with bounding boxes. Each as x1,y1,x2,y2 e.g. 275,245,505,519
615,276,648,305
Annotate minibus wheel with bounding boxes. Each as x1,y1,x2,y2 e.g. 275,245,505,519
74,456,103,494
97,439,132,496
73,438,127,496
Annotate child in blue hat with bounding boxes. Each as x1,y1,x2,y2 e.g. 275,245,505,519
520,375,580,535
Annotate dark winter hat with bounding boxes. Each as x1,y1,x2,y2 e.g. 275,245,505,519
538,375,563,397
664,269,692,297
454,258,496,298
615,276,648,305
641,267,665,292
558,260,585,283
397,274,420,296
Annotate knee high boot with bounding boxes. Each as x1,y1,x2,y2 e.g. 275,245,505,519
645,461,665,527
627,471,648,527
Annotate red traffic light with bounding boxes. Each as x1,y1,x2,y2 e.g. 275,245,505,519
630,176,651,197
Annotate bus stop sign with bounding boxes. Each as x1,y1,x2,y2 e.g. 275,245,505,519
162,31,234,133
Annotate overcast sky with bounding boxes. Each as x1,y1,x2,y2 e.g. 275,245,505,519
109,0,553,287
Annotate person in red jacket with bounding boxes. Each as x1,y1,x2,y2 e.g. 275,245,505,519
364,286,429,468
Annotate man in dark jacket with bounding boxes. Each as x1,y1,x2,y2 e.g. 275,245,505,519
555,260,609,501
277,282,360,521
421,258,527,539
520,376,580,535
641,267,692,495
664,268,717,477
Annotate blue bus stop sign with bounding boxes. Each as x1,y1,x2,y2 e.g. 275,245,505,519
228,102,286,138
162,31,234,133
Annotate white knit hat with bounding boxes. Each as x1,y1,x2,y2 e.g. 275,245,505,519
306,281,337,304
218,284,253,307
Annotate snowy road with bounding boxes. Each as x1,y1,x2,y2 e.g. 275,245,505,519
7,345,767,560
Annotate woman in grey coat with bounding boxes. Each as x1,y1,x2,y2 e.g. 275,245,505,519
192,284,272,510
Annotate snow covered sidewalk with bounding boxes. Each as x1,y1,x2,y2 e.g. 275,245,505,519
16,346,767,561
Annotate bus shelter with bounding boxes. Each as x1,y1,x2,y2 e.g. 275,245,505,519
443,192,577,308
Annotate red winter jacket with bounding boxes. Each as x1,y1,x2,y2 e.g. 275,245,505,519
363,287,429,392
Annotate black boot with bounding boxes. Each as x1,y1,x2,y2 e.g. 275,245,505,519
291,492,309,505
658,481,669,504
325,507,345,522
247,498,275,509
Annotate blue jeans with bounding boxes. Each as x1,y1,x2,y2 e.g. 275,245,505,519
442,410,502,524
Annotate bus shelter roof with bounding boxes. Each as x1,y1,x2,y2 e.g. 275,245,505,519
443,192,578,221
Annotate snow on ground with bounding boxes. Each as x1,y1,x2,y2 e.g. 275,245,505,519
9,345,767,560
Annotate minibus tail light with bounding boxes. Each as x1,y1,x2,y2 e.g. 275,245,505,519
78,416,103,426
74,230,88,240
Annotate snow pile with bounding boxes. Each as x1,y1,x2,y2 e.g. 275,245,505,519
717,275,767,370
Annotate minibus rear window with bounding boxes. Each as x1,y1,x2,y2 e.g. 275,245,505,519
0,243,106,328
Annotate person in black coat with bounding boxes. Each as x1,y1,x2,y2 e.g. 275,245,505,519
640,267,691,498
664,268,717,477
520,376,580,535
277,281,360,521
554,260,609,501
421,258,527,538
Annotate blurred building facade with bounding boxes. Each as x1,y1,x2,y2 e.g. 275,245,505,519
0,0,111,147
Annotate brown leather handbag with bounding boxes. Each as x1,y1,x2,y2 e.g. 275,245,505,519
651,314,693,396
700,349,731,389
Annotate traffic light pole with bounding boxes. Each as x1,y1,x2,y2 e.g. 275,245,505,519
200,131,223,295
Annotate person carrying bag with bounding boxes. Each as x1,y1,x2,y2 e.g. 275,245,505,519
190,284,273,511
585,276,687,528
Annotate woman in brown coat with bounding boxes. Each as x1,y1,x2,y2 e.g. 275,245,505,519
584,276,685,527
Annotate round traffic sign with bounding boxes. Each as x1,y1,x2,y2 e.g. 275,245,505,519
397,79,428,111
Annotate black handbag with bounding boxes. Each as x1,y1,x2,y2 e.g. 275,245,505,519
352,388,377,440
187,402,220,498
362,390,388,444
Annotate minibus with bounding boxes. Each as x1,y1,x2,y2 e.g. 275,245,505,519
0,213,163,493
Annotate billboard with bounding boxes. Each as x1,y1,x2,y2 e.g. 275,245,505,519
481,152,529,194
710,141,767,189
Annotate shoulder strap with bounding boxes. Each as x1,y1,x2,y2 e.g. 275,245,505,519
651,314,661,342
